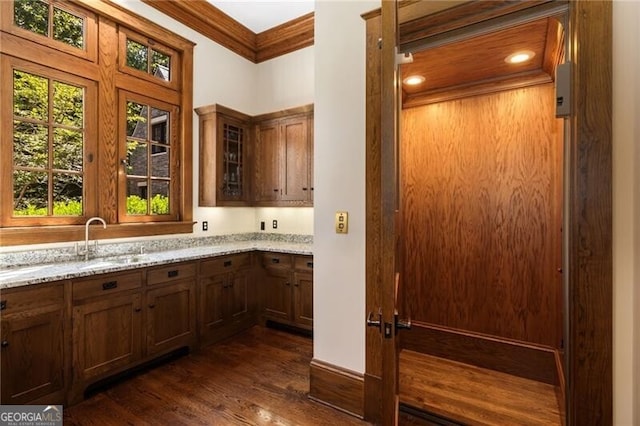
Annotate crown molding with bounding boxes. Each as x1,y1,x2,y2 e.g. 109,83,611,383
141,0,314,63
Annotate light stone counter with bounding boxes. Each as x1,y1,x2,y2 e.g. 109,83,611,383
0,235,312,290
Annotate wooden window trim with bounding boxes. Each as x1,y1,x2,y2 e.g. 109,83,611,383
0,55,98,228
0,0,194,246
0,0,98,63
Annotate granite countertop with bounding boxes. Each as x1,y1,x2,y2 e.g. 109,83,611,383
0,238,312,290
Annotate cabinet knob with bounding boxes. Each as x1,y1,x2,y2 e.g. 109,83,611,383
0,300,6,311
294,283,300,287
302,187,308,191
286,282,291,286
149,304,156,309
1,341,8,348
135,307,142,312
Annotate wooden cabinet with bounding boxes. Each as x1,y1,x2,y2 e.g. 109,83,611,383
261,253,313,330
71,271,144,387
0,283,65,404
71,263,197,402
145,263,197,356
199,253,256,345
195,104,252,206
254,108,314,206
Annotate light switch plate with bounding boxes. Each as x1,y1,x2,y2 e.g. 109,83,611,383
335,211,348,234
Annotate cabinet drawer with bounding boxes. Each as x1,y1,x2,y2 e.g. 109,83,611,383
294,256,314,272
200,253,251,277
262,253,292,269
1,283,64,314
73,271,142,301
147,262,196,286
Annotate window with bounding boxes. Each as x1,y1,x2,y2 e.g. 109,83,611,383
1,0,194,245
120,94,179,221
1,56,97,226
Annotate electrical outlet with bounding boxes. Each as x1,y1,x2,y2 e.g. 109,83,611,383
260,221,265,231
272,220,278,229
202,221,208,231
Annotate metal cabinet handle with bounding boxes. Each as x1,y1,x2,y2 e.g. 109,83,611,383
271,258,280,264
302,187,308,191
167,270,179,278
1,341,8,348
224,260,232,267
102,281,118,290
135,307,142,312
306,262,313,268
0,300,6,310
149,304,155,309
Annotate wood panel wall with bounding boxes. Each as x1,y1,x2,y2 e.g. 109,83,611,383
400,83,563,348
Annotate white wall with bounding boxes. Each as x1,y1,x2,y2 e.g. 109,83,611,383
313,0,377,373
612,2,639,424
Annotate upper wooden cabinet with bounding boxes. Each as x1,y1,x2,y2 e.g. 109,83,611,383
196,104,313,207
255,112,314,206
195,104,252,206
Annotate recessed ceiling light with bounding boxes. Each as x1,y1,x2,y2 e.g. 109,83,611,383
505,50,535,64
403,75,425,86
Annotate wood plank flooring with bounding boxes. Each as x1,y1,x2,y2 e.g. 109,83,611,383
399,350,562,426
64,326,370,426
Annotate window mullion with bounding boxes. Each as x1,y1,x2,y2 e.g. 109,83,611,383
48,76,54,216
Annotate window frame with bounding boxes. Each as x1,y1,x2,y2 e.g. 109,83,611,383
0,0,194,246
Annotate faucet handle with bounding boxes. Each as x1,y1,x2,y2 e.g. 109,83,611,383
140,245,145,255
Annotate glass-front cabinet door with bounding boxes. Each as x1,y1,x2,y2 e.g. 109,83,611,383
219,120,245,201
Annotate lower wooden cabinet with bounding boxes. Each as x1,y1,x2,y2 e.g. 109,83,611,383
0,282,65,404
1,250,309,406
261,253,313,331
145,280,196,356
199,253,256,345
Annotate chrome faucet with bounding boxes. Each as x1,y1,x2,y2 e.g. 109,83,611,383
76,217,107,261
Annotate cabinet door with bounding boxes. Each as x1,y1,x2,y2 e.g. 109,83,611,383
73,293,142,380
146,281,196,356
263,267,292,321
255,121,281,201
293,271,313,329
0,309,64,404
217,116,250,204
229,269,249,320
281,116,310,201
200,273,226,337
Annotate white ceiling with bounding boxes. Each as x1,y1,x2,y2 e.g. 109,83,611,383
207,1,314,33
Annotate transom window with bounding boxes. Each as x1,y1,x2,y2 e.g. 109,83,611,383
13,0,85,49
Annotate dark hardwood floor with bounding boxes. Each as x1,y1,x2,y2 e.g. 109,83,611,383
64,326,370,425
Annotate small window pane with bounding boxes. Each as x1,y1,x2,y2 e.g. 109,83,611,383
151,146,169,178
53,7,84,48
53,81,83,127
151,50,170,81
13,170,48,216
126,39,148,72
14,0,49,37
14,70,48,121
14,121,48,168
151,180,169,215
126,140,148,176
53,173,82,216
127,102,148,139
53,128,83,171
126,178,148,215
150,108,169,144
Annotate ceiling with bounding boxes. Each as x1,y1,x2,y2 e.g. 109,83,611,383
400,16,564,108
207,0,314,33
